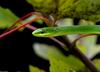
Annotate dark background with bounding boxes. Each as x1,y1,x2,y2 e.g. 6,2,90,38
0,0,50,72
0,0,100,72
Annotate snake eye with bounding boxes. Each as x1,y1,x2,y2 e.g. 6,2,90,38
39,31,45,34
32,29,45,35
37,29,45,34
32,28,51,37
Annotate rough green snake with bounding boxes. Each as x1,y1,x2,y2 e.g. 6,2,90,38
32,25,100,37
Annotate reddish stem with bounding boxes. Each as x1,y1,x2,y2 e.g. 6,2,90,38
3,12,35,33
0,12,49,39
0,17,40,39
72,34,100,46
3,12,47,33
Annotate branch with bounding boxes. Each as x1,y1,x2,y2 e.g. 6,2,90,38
56,36,100,72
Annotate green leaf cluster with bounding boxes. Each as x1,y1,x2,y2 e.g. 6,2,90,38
27,0,100,22
48,47,86,72
29,65,45,72
33,43,92,72
27,0,56,14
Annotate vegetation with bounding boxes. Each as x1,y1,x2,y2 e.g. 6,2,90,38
0,0,100,72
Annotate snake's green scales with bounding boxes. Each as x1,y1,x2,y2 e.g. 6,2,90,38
32,25,100,37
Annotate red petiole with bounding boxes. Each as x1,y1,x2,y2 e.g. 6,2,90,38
0,12,48,39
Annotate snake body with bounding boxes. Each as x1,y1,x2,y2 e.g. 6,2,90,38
32,25,100,37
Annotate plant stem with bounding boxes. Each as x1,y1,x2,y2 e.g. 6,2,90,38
0,12,49,39
56,36,99,72
0,18,39,39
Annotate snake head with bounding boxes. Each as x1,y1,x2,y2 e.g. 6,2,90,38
32,27,66,37
32,28,52,37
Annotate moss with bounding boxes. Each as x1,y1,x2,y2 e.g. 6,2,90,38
27,0,56,14
27,0,100,22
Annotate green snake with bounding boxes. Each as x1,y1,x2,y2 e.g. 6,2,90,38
32,25,100,37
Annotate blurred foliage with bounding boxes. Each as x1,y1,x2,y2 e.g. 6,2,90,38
29,65,45,72
27,0,100,22
27,0,56,14
0,7,18,29
48,48,85,72
33,43,100,72
93,59,100,70
0,0,100,72
77,20,100,59
0,7,43,29
33,43,91,72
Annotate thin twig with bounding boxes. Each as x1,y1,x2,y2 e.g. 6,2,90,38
73,34,100,46
0,17,40,39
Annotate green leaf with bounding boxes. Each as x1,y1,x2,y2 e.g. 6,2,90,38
33,43,88,72
27,0,100,22
33,43,68,60
50,57,76,72
57,0,100,21
29,65,45,72
93,59,100,69
48,48,85,72
0,7,18,29
27,0,56,14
